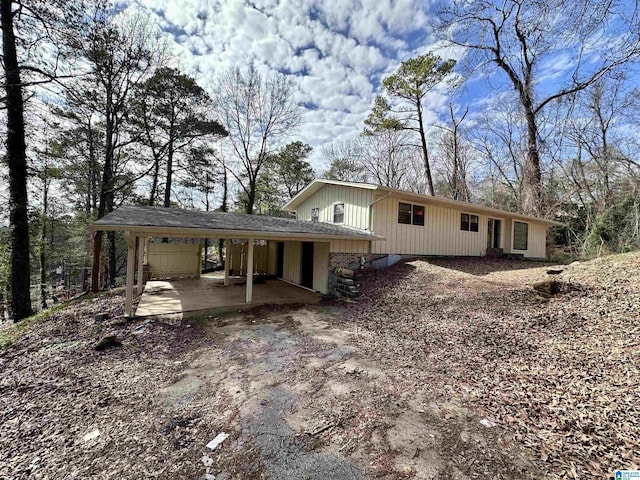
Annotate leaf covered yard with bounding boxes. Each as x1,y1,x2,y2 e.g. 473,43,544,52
335,253,640,478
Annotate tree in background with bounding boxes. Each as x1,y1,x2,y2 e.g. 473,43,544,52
365,53,457,196
322,141,368,183
73,3,168,290
214,65,302,214
236,142,314,215
439,0,640,215
0,0,81,320
435,104,471,202
133,67,227,207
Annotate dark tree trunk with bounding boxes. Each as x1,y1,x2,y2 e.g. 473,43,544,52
2,0,33,321
416,100,435,196
163,141,173,207
40,168,49,310
148,159,160,206
92,87,115,292
520,104,543,216
218,167,228,264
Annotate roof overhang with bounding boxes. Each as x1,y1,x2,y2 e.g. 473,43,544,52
284,179,563,227
89,206,384,241
90,223,383,241
282,179,377,212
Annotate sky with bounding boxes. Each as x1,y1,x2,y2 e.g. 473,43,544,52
121,0,454,171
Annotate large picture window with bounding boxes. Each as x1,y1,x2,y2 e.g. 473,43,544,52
333,203,344,223
513,221,529,250
460,213,479,232
398,202,425,226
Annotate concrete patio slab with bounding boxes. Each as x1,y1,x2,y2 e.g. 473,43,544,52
135,274,321,317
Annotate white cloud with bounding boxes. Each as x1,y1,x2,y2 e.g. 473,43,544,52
132,0,443,170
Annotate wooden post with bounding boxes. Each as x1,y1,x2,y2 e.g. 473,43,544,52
124,231,136,317
246,238,254,304
136,235,146,296
224,239,230,286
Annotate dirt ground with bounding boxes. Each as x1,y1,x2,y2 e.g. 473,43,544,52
1,253,638,479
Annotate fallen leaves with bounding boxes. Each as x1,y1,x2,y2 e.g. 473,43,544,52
336,253,640,479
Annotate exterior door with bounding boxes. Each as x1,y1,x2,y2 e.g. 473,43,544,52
301,242,314,289
487,219,501,249
276,242,284,278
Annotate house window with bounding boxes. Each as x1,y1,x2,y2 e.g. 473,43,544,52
333,203,344,223
398,202,425,226
311,207,319,223
513,221,528,250
398,202,412,224
461,213,479,232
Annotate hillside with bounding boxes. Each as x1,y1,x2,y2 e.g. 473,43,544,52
336,252,640,478
0,252,638,479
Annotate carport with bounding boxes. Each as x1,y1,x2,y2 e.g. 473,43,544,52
90,206,379,316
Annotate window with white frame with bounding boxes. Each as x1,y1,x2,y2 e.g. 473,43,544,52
311,207,319,222
333,203,344,223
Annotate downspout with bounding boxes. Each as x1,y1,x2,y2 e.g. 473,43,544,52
368,189,391,232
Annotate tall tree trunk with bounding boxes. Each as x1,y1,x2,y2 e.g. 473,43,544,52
416,100,435,196
520,105,543,216
40,166,49,310
218,167,227,264
148,159,160,206
163,141,174,207
2,0,33,321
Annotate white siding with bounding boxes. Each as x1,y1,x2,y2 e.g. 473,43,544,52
283,241,301,284
296,184,373,230
147,243,201,278
228,242,269,274
371,197,488,256
509,220,547,258
329,239,370,254
313,242,330,294
266,241,277,275
370,196,548,258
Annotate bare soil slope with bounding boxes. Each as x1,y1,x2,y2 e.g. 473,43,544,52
0,253,638,479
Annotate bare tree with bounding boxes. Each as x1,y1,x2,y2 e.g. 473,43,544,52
436,103,471,201
359,129,416,190
322,140,369,183
439,0,640,215
214,65,302,214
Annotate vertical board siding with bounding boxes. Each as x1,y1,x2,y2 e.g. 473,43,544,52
283,241,301,284
313,242,330,294
296,185,373,230
369,196,547,258
371,197,487,256
329,240,370,253
266,241,277,275
228,243,269,274
147,243,201,278
510,220,547,258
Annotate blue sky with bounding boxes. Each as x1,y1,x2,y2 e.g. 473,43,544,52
122,0,449,170
120,0,638,173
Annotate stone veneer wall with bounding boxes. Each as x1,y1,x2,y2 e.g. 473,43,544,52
327,253,387,296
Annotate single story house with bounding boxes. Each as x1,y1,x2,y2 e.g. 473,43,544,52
282,179,563,265
90,179,561,316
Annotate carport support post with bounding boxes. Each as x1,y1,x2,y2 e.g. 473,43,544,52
246,238,254,304
124,231,136,317
224,239,230,287
136,235,146,296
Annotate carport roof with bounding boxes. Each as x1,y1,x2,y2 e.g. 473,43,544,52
91,206,382,241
